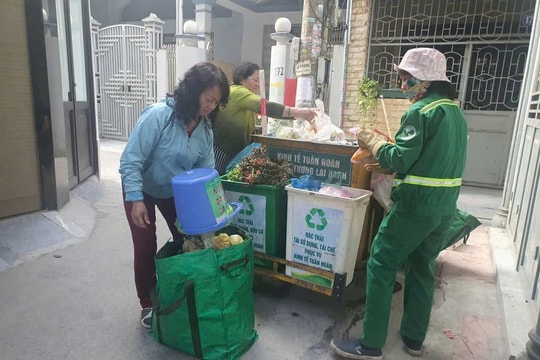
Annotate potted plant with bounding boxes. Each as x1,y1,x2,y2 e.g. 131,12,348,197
357,77,380,129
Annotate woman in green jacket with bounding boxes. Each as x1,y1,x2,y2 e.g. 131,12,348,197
330,48,468,359
213,62,317,175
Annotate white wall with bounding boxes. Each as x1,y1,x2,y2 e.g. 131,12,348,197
161,19,177,34
90,0,131,26
213,12,243,65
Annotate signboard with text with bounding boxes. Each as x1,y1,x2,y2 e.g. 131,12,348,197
224,190,266,253
267,146,352,186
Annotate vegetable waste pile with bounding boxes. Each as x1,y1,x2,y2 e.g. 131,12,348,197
224,146,293,186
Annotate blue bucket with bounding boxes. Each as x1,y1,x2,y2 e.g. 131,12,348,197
172,168,242,235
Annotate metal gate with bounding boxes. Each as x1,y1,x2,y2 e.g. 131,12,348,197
92,14,163,140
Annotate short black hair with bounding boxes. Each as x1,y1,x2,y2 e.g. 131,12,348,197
232,62,260,85
173,62,230,126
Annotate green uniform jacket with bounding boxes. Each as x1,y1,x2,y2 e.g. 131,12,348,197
376,93,468,217
214,85,285,155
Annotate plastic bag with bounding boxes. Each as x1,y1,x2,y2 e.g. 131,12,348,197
290,174,322,191
319,185,353,198
371,172,394,211
303,99,345,142
274,126,302,139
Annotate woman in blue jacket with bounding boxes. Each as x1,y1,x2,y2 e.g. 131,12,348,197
119,62,229,328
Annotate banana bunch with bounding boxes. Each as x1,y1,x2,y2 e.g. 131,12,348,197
212,233,244,250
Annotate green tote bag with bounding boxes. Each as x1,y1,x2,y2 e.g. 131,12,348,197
151,226,258,359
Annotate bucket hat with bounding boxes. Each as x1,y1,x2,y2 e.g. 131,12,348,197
394,48,450,82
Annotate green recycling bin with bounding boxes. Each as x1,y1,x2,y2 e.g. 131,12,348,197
221,178,287,269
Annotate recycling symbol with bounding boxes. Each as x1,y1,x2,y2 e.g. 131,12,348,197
305,208,327,231
238,195,255,216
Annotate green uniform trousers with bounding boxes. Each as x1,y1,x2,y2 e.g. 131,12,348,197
361,208,453,348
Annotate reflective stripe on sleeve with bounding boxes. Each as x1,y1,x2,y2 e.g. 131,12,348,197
394,175,462,187
420,99,459,114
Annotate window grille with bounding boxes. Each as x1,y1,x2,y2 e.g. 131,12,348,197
367,0,535,111
327,26,346,45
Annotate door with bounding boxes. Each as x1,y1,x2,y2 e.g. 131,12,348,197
98,24,147,140
461,111,515,188
56,0,96,187
513,123,540,303
0,0,42,217
521,144,540,300
460,43,527,188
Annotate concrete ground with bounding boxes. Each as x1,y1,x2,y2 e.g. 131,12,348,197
0,139,534,360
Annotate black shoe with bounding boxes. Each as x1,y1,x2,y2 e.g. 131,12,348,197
140,308,152,328
329,338,383,359
401,335,423,356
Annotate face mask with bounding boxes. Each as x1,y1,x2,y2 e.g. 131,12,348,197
401,77,431,102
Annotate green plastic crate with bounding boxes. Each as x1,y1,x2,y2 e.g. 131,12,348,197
221,178,287,268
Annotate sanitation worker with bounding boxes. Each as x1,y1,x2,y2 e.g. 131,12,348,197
330,48,468,359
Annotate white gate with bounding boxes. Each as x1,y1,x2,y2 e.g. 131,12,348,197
92,14,163,140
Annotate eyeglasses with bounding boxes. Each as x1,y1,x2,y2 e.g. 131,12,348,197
203,95,221,107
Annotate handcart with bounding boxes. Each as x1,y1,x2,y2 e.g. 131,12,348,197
223,135,385,299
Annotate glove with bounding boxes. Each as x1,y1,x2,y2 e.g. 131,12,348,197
363,162,394,174
356,129,388,156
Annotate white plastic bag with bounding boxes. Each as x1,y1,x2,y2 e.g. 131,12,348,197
303,99,345,142
371,173,394,211
319,185,353,198
274,126,302,139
